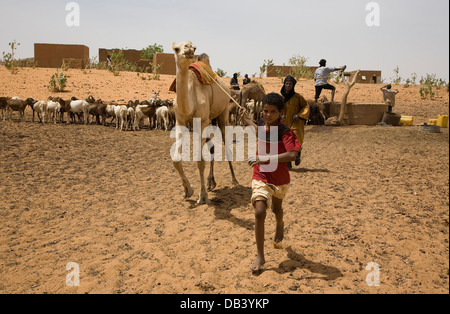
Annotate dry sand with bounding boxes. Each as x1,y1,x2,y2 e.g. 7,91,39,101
0,67,448,294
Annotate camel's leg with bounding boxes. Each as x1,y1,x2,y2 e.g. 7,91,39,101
207,119,217,191
207,145,217,192
218,110,239,186
172,123,194,199
173,160,195,199
197,122,210,205
197,157,209,205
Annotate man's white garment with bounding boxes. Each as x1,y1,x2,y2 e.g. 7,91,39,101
314,67,335,86
382,89,399,106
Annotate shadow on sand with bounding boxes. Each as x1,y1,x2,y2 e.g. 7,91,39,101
210,184,254,231
290,167,331,174
255,246,343,281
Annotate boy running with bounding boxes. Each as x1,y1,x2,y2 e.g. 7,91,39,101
240,93,301,272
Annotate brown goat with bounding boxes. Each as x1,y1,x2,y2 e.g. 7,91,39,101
134,100,157,131
5,97,35,122
86,96,107,125
0,97,10,120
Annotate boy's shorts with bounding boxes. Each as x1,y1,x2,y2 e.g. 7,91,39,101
251,180,290,205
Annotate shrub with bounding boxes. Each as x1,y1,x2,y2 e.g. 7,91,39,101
392,66,402,85
289,55,313,80
419,74,448,99
259,59,274,78
276,69,284,83
107,49,137,75
152,63,162,80
49,72,67,92
2,40,20,74
216,68,227,77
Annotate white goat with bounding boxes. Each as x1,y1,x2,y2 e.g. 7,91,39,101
31,100,47,124
105,103,117,125
68,100,90,124
155,106,170,131
114,105,128,131
126,106,135,131
46,100,61,124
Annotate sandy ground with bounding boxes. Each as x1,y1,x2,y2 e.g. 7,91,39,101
0,67,449,294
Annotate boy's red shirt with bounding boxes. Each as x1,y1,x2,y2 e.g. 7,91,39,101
252,119,301,186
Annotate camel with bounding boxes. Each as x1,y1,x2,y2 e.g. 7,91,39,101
172,41,239,205
239,80,266,121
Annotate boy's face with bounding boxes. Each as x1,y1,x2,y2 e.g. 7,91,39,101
262,104,282,125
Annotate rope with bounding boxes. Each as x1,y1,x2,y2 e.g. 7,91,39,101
198,66,245,110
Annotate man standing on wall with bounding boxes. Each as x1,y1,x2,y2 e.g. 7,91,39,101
314,59,346,104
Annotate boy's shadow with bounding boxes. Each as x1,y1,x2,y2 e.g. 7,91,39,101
257,246,343,281
290,168,331,174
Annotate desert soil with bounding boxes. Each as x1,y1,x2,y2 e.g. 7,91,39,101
0,67,448,294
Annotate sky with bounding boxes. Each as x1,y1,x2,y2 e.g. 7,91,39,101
1,0,449,82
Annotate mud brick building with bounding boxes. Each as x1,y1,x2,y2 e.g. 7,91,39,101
266,65,318,78
349,70,382,84
34,43,89,69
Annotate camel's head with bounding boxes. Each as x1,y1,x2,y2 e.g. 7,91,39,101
173,41,196,62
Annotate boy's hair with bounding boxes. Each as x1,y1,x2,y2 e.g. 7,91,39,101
262,93,285,112
386,84,392,89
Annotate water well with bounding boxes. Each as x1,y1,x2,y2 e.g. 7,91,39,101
325,103,389,126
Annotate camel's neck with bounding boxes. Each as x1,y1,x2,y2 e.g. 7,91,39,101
175,64,195,117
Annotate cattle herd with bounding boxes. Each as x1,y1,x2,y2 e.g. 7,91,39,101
0,92,176,132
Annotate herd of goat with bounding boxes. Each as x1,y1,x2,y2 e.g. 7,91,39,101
0,90,260,131
0,92,178,131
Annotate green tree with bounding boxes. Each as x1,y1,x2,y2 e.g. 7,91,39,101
142,43,164,60
289,55,313,80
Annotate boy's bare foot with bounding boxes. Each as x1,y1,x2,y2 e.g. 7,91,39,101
251,256,266,272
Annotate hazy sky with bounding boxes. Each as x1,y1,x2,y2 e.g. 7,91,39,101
1,0,449,81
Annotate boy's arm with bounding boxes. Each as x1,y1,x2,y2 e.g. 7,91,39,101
265,151,297,163
250,151,297,167
239,108,257,131
251,130,301,166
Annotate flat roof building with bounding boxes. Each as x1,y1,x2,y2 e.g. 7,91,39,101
34,43,89,69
